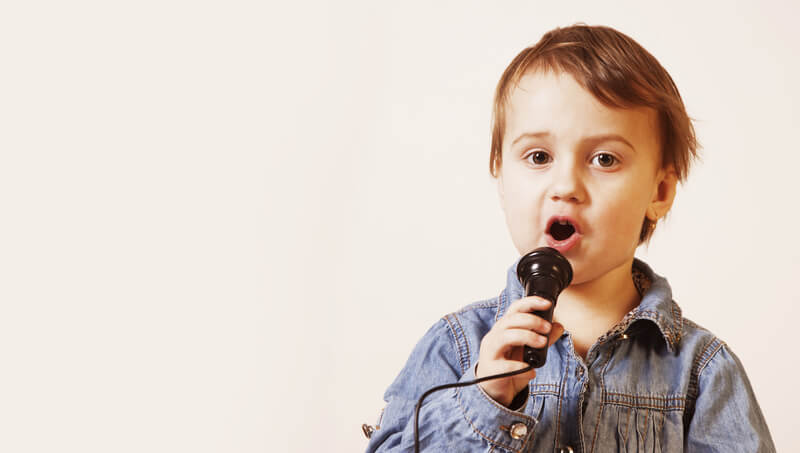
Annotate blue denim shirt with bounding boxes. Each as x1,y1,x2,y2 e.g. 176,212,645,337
365,257,775,452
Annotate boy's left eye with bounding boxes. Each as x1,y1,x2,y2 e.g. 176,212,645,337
591,153,618,168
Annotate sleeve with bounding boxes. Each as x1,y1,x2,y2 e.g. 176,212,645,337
685,344,776,453
365,318,539,453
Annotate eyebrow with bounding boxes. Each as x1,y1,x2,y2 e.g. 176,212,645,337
511,131,636,151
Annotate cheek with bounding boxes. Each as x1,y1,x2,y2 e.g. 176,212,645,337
597,190,649,239
503,180,545,220
501,179,547,239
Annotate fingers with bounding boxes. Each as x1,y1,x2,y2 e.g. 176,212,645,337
496,311,552,335
505,296,552,316
483,328,548,361
497,321,564,353
499,296,553,336
501,328,548,349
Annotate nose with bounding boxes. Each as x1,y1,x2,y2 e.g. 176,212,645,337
548,160,586,204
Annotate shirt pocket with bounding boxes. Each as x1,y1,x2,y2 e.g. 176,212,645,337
519,385,561,451
602,394,686,453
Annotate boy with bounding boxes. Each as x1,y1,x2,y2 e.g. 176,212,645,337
365,24,774,452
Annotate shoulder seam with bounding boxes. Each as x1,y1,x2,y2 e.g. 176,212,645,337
684,336,725,430
442,313,471,375
696,338,726,377
441,297,501,375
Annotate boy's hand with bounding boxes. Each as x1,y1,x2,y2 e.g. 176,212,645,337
476,296,564,408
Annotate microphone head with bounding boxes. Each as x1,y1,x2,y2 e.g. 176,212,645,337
516,247,573,301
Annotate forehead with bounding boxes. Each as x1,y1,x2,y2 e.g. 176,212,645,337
505,71,659,152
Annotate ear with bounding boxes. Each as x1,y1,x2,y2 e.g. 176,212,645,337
647,166,678,221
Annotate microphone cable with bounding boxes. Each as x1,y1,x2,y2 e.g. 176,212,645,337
413,363,534,453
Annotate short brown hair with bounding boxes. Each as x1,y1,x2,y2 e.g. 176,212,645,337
489,23,700,243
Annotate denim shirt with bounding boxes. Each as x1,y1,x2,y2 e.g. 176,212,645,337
365,257,775,452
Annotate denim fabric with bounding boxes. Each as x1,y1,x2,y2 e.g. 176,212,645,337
365,257,775,452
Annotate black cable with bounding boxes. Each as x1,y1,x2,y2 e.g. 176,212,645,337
413,363,534,453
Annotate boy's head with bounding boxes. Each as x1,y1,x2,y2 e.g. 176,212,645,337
491,24,699,245
491,24,700,283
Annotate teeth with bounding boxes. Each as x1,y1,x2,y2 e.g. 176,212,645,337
558,220,569,225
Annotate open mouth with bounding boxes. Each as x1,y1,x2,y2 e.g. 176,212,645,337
548,219,577,241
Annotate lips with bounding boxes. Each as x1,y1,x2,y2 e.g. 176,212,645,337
545,215,583,253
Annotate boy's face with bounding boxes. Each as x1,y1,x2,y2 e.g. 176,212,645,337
496,70,676,285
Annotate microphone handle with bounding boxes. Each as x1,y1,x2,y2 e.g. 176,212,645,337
523,290,556,368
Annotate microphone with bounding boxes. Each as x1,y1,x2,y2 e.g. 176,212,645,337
516,246,573,368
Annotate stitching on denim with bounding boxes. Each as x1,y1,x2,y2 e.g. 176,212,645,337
496,290,506,322
684,336,722,429
595,309,674,350
554,356,568,451
688,337,713,393
589,348,614,453
442,314,470,375
639,408,649,446
603,392,686,411
622,406,632,444
605,392,684,400
530,383,560,398
454,386,530,453
699,338,722,368
441,315,462,371
697,338,724,376
456,390,519,452
529,389,560,397
452,313,472,371
606,400,684,409
473,377,542,419
634,310,675,348
456,299,498,315
671,301,683,344
530,383,559,389
604,402,685,412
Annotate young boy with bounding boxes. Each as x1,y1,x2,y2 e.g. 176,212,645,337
364,24,775,452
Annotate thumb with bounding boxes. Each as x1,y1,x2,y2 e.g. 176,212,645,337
547,322,565,347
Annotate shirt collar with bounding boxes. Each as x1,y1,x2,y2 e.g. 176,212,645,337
498,255,683,350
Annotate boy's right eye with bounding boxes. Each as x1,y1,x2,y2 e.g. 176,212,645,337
526,150,552,165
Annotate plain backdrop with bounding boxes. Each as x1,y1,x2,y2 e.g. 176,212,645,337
0,1,798,452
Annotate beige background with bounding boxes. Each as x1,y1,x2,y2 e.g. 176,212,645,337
1,1,797,452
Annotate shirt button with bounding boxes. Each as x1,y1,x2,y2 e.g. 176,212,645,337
509,422,528,440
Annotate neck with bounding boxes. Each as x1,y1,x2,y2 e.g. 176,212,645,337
553,258,641,359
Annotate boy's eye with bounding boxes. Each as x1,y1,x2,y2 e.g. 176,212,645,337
526,150,552,165
591,153,617,168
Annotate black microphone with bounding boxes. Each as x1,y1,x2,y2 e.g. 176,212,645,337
516,247,573,368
